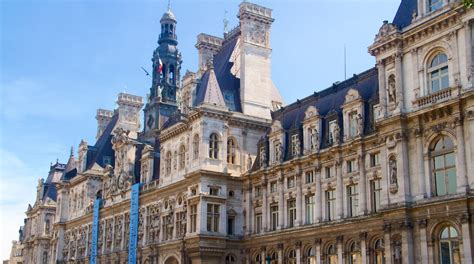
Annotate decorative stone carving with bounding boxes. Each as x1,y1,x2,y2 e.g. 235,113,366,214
310,128,320,151
356,114,364,136
374,21,398,42
388,75,396,103
247,154,253,172
333,122,340,144
389,157,398,194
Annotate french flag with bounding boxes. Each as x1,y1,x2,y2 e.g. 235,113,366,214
157,58,163,73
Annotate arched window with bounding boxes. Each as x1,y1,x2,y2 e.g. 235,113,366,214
209,133,219,159
169,65,175,84
42,251,48,264
305,246,316,264
439,226,460,264
428,0,443,12
165,151,172,175
255,253,261,263
268,251,278,264
326,244,337,264
428,52,449,93
373,238,385,264
348,241,361,264
227,138,237,164
431,135,456,196
287,249,297,264
193,134,200,160
179,145,186,170
225,254,236,264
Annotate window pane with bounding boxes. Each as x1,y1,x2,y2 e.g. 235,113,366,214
432,79,440,92
440,242,451,264
441,75,449,89
444,137,454,149
436,172,446,196
445,153,455,167
434,156,444,169
447,168,457,194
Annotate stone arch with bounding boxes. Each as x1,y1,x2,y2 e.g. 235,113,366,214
164,255,179,264
423,129,457,155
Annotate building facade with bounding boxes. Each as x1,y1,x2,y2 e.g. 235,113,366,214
8,1,474,264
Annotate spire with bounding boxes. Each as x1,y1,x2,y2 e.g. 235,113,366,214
203,59,226,108
65,146,76,173
70,146,74,157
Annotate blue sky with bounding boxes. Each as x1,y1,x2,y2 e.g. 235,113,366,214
0,0,400,259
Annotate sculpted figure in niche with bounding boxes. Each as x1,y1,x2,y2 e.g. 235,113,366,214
390,158,398,185
388,75,396,103
246,154,252,171
311,128,320,151
278,144,284,162
333,122,341,144
356,114,364,136
275,142,283,163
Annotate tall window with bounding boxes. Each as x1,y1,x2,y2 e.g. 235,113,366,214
349,111,358,137
209,133,219,159
225,254,236,264
305,195,315,224
190,205,197,232
165,151,172,175
371,179,381,212
325,166,332,179
439,226,460,264
347,184,359,217
370,152,380,167
255,186,262,197
287,176,296,188
206,204,220,232
270,181,277,193
431,136,456,196
255,213,262,234
327,245,338,264
288,249,297,264
348,241,362,264
270,204,279,231
326,190,336,221
291,134,299,157
305,171,314,183
305,247,316,264
428,53,449,93
288,199,296,228
227,216,234,235
347,159,356,173
428,0,443,12
374,239,385,264
227,138,237,164
179,145,186,170
193,134,199,160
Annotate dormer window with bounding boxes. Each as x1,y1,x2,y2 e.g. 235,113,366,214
428,53,449,93
349,111,358,138
328,120,338,144
291,134,299,157
428,0,442,12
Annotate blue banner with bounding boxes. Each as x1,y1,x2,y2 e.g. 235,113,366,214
128,183,140,264
90,198,101,264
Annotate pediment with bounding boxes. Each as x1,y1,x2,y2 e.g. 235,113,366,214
344,89,361,104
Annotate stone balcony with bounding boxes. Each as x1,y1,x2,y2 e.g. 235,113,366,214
414,86,460,109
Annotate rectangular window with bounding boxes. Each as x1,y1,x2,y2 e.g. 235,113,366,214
305,195,315,224
287,176,295,189
328,120,337,144
288,200,296,228
347,160,356,173
227,217,234,235
291,134,299,157
270,204,279,231
305,171,314,184
370,152,380,167
209,187,219,196
428,0,442,12
371,179,382,212
255,186,261,197
190,205,197,232
349,111,358,137
270,181,277,193
347,184,359,217
255,213,262,234
206,204,220,232
325,167,332,179
326,190,336,221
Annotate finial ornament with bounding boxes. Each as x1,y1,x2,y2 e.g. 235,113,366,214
223,10,229,34
167,0,171,10
70,146,74,157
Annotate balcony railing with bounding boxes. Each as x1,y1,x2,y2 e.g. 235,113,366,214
414,86,459,108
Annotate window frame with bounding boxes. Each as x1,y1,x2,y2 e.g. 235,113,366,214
427,52,449,93
206,203,220,233
209,133,219,159
431,135,456,196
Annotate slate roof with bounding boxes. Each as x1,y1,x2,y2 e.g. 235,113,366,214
86,113,118,170
42,163,65,201
194,37,241,112
252,68,379,168
393,0,417,30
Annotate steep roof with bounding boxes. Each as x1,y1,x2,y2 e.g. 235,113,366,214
86,113,118,170
392,0,417,30
194,37,241,111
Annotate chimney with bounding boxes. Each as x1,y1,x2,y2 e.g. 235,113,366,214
195,33,223,72
96,109,114,140
116,93,144,139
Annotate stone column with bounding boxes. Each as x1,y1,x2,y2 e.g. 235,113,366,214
142,208,147,246
261,246,266,264
358,153,367,215
384,224,393,264
466,20,474,88
111,218,116,252
467,110,474,189
415,128,427,199
461,215,473,264
315,165,322,223
377,60,387,117
380,147,390,207
335,160,344,219
397,133,411,202
296,171,303,226
278,174,285,230
418,219,429,264
296,241,302,264
315,239,322,264
411,48,421,98
262,179,268,231
448,30,461,87
245,185,252,235
400,221,415,264
360,232,368,264
278,243,284,264
336,236,343,264
394,51,405,113
454,117,468,193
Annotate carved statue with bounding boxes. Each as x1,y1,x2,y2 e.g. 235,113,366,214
311,128,320,151
275,142,283,163
333,123,340,144
356,114,364,136
390,158,398,185
260,151,267,167
278,144,284,162
247,154,253,171
388,75,396,103
393,241,402,263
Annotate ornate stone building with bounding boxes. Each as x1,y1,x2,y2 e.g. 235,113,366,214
7,1,474,264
